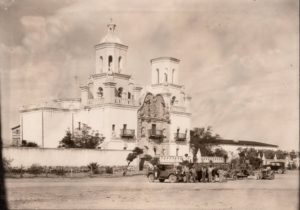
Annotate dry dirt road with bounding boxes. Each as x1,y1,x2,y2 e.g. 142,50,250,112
5,170,299,210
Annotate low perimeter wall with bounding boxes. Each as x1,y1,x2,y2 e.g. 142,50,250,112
3,147,136,167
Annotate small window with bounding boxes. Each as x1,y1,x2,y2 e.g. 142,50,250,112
112,124,115,132
128,92,131,99
154,147,157,155
176,148,179,156
108,55,113,71
117,87,123,97
99,56,103,73
156,69,160,84
123,124,127,129
118,56,122,73
97,87,103,97
172,69,175,83
164,73,168,83
171,96,176,105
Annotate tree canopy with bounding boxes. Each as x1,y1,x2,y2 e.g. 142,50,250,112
190,126,223,162
59,124,104,149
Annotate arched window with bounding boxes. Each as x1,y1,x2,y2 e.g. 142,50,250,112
97,87,103,97
172,69,175,83
117,87,123,97
108,55,113,71
164,73,168,83
156,69,160,84
176,148,179,156
99,56,103,73
118,56,122,73
171,96,176,105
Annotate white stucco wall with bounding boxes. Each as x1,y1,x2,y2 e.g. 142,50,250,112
22,111,43,146
43,110,73,148
169,112,191,142
3,147,136,167
103,106,138,141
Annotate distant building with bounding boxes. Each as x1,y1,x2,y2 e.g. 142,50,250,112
200,138,278,160
11,125,21,146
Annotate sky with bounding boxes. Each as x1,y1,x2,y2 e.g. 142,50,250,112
0,0,299,150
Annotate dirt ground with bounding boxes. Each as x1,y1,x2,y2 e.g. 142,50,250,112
5,170,299,210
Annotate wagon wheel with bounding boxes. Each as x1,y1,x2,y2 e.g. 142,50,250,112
277,169,283,174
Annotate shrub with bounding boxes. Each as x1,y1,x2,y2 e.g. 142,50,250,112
27,164,44,175
10,167,24,174
21,140,38,147
54,167,67,176
3,157,12,172
105,166,113,174
87,162,100,174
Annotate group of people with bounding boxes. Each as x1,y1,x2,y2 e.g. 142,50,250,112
177,164,226,183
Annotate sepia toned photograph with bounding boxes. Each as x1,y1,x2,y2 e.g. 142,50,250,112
0,0,299,209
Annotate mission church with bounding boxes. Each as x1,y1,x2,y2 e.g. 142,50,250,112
12,20,279,162
16,20,192,157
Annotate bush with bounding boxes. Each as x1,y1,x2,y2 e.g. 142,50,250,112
3,157,12,172
105,166,113,174
10,167,24,174
53,167,67,176
87,162,100,174
27,164,44,175
21,140,38,147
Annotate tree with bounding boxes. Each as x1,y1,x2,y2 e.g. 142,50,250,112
59,124,105,149
123,147,143,176
289,150,297,160
190,126,221,162
59,131,75,148
214,148,228,163
258,149,288,160
237,148,262,169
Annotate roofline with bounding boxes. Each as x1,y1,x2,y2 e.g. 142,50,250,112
199,138,278,148
150,57,180,63
53,98,81,102
11,125,20,130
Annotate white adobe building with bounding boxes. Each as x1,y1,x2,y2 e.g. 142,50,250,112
17,20,191,157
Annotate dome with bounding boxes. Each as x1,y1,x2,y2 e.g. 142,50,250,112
100,33,122,44
100,19,122,44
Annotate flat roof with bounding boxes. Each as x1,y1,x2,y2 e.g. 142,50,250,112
200,139,278,148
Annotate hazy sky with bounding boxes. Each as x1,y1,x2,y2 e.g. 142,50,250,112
0,0,299,150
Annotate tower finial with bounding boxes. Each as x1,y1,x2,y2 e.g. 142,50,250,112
107,18,116,33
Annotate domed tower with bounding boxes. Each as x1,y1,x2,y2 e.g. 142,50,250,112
95,19,128,74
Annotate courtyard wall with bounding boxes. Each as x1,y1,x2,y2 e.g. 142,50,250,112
3,147,136,167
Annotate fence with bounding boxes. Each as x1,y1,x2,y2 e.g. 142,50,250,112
3,147,136,167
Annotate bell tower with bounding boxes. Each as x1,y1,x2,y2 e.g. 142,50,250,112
150,57,180,85
95,19,128,74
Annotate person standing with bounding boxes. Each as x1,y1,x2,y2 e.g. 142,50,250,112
190,165,197,183
208,165,214,183
154,165,160,179
183,165,190,183
201,166,207,182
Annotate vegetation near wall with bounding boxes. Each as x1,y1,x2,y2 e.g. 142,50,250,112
190,127,228,162
58,123,105,149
